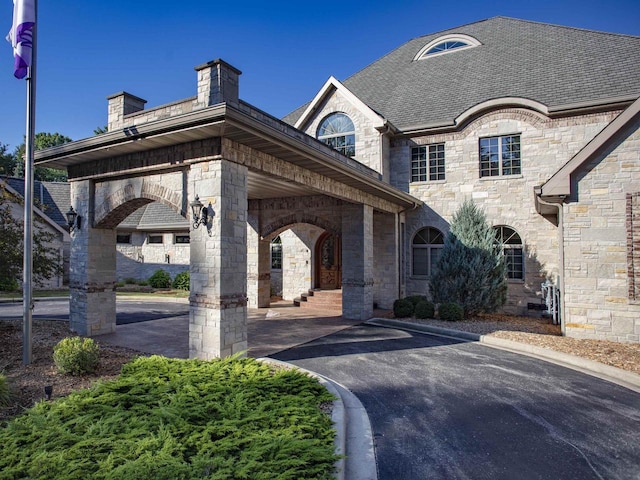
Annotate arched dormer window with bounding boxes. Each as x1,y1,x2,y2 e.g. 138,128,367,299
413,34,481,61
317,113,355,157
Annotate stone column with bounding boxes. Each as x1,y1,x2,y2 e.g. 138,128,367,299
247,213,271,308
194,59,242,109
373,211,400,309
189,159,248,359
342,203,374,320
68,180,117,335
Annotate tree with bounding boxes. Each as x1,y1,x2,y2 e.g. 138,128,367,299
0,182,62,291
14,132,72,182
93,125,108,135
429,200,507,317
0,143,16,176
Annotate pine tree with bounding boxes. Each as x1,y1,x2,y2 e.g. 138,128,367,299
429,200,507,317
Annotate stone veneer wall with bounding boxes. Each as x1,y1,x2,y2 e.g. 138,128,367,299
563,122,640,342
391,108,620,315
299,89,387,179
281,225,324,301
116,231,190,281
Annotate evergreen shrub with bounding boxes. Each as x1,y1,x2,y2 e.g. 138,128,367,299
0,374,10,407
429,200,507,317
414,300,435,319
438,303,464,322
405,295,428,306
172,271,190,291
148,269,171,288
393,298,414,318
0,356,338,479
53,337,100,375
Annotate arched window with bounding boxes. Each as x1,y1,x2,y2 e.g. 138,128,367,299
413,34,481,60
270,235,282,270
317,113,355,157
412,227,444,276
494,226,524,280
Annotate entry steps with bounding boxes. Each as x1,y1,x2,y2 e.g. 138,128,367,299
293,289,342,312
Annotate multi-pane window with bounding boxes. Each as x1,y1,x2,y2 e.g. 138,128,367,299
494,226,524,280
411,144,445,182
270,236,282,270
147,234,163,244
317,113,356,157
412,227,445,276
174,234,190,244
479,135,521,177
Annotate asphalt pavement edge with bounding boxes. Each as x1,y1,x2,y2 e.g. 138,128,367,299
367,318,640,393
259,357,378,480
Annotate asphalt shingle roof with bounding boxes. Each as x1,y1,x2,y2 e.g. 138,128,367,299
284,17,640,130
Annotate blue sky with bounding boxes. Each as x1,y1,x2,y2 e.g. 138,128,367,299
2,0,640,151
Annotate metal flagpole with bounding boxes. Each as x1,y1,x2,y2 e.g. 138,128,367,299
22,1,37,365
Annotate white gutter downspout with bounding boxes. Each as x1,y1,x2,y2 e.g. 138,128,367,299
535,194,566,335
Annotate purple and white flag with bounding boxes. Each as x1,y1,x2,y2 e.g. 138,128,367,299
6,0,35,79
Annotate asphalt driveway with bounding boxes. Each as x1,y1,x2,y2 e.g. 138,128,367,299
273,324,640,480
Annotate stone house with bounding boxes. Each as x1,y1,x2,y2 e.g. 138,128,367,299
34,17,640,356
284,17,640,342
0,177,68,289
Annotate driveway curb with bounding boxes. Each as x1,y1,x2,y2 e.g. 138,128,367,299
260,358,378,480
367,318,640,393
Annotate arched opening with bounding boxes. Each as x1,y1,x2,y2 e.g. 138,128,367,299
315,231,342,290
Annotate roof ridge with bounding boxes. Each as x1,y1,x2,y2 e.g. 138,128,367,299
489,15,640,39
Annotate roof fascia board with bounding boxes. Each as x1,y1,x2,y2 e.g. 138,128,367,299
293,76,385,131
1,180,70,237
540,96,640,197
34,104,228,166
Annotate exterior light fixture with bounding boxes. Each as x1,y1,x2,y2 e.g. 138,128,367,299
66,206,81,232
190,195,209,229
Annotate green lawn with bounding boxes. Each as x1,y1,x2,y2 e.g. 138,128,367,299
0,356,338,479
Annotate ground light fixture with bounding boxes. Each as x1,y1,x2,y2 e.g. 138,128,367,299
66,206,81,232
44,385,53,400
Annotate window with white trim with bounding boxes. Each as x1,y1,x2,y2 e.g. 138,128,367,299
411,144,445,182
174,234,190,244
317,113,355,157
494,226,524,280
480,135,521,177
412,227,445,276
414,34,481,60
271,235,282,270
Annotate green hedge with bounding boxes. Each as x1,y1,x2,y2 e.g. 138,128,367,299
53,337,100,375
0,356,338,479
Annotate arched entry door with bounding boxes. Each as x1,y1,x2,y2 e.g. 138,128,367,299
315,232,342,290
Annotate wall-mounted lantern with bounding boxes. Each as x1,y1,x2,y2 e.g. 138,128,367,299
66,206,81,232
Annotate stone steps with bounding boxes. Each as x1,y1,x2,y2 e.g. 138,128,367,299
294,289,342,312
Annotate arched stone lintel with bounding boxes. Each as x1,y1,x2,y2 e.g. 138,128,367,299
94,181,187,228
262,213,340,240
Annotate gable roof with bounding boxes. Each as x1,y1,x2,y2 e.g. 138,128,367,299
284,17,640,132
537,95,640,199
2,176,70,229
293,76,387,131
0,177,69,237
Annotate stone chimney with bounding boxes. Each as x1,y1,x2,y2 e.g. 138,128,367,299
194,59,242,108
107,92,147,131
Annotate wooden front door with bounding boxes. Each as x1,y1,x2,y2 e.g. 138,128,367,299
315,232,342,290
